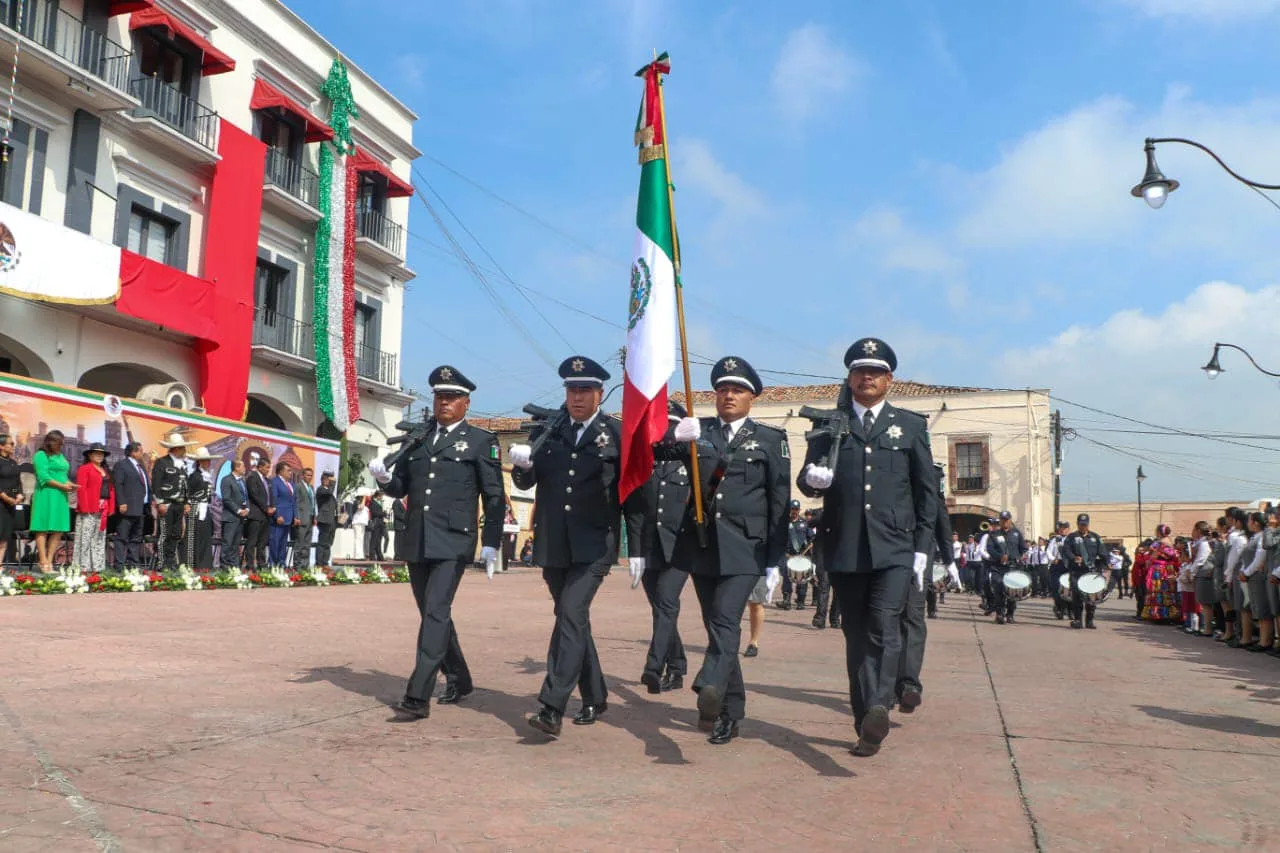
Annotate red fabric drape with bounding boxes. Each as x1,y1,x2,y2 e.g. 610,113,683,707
351,149,414,198
108,0,154,15
197,119,265,421
250,79,333,143
129,9,236,74
116,250,219,340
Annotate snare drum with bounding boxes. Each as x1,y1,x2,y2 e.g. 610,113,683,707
786,555,815,585
1003,570,1032,601
929,563,948,592
1058,573,1072,598
1078,572,1108,603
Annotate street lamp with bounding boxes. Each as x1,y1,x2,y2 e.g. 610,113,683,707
1136,465,1147,540
1131,137,1280,209
1200,342,1280,380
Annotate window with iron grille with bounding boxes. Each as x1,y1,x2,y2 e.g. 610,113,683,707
954,441,985,492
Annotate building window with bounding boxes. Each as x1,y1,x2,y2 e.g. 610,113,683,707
127,206,175,264
354,302,374,352
357,173,386,215
136,31,190,88
255,260,287,322
953,440,986,492
257,112,297,155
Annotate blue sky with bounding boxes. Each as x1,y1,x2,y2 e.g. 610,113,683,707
303,0,1280,504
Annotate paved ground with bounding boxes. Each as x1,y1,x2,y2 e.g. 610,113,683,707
1,570,1278,852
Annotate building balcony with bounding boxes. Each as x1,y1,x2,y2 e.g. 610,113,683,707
355,343,398,388
250,309,315,376
0,0,136,111
355,207,405,265
262,147,321,222
124,76,219,163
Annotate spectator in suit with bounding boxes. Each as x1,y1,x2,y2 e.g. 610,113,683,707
269,462,297,567
314,472,337,567
111,442,150,568
392,496,407,561
244,458,273,570
219,460,249,568
368,490,388,561
293,466,317,569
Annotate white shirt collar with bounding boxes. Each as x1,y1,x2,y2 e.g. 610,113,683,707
851,400,887,421
573,410,600,430
718,415,748,440
437,420,463,436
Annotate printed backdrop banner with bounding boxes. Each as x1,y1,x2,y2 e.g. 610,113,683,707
0,201,120,304
0,373,339,496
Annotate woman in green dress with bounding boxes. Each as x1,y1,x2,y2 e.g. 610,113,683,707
32,430,77,571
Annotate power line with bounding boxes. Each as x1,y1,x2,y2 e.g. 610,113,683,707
1051,394,1280,454
1073,433,1280,491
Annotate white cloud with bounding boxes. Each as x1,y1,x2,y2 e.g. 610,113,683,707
677,138,768,217
1114,0,1280,21
771,24,863,124
392,54,428,91
846,208,964,276
1000,280,1280,500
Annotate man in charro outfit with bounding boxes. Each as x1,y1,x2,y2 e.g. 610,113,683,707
152,432,196,570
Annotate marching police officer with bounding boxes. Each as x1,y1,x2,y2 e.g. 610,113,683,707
895,465,959,713
778,500,812,610
798,337,937,758
1047,520,1071,619
985,510,1027,625
635,400,693,695
369,365,506,719
510,356,643,737
664,355,791,744
153,432,195,570
1061,512,1109,630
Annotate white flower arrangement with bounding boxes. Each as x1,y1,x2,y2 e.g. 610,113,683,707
368,565,391,584
333,565,362,584
302,566,330,586
0,575,17,596
176,566,203,591
267,566,294,588
59,568,89,594
121,569,151,593
227,568,252,590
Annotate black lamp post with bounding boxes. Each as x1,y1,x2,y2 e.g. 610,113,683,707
1136,465,1147,540
1200,342,1280,380
1132,137,1280,209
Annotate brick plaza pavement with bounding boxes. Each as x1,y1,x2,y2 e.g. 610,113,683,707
1,568,1278,852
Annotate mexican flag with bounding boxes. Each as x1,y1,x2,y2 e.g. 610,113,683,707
620,53,677,503
314,59,361,432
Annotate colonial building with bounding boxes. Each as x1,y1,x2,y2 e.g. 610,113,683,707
0,0,414,469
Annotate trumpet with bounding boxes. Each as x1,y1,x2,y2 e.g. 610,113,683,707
980,521,992,532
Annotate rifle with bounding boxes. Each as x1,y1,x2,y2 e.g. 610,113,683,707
797,383,853,478
518,403,569,459
382,416,437,470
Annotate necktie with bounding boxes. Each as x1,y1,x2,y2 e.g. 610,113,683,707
862,409,875,436
574,422,586,445
722,422,733,442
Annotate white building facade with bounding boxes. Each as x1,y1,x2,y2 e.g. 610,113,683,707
0,0,415,467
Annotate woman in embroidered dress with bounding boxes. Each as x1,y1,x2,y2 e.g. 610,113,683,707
1139,524,1182,623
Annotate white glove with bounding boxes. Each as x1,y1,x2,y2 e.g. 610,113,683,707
367,458,391,484
629,557,646,589
509,444,533,470
673,417,701,442
804,464,834,490
912,552,928,590
947,562,961,587
764,566,781,603
481,546,499,581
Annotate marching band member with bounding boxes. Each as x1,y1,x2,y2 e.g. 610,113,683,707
1061,513,1109,630
985,510,1027,625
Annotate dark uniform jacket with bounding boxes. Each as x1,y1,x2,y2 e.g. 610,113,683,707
152,455,189,505
512,410,642,568
985,525,1027,571
383,419,506,563
392,498,407,533
657,417,791,577
187,469,211,505
315,485,337,525
787,517,812,556
932,502,955,565
634,457,691,570
1060,530,1108,574
797,402,937,573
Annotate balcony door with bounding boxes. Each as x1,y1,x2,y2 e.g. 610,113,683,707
257,111,304,194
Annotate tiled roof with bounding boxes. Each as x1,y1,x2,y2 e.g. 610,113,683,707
671,380,989,407
468,416,527,434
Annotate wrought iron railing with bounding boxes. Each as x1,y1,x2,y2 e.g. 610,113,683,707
3,0,131,91
129,76,219,151
263,147,319,208
252,309,314,361
355,344,398,386
356,207,405,256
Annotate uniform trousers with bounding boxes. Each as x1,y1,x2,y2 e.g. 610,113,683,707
292,523,313,570
1051,565,1070,614
113,515,145,568
315,522,335,566
988,566,1017,617
405,558,471,700
690,573,757,722
242,518,267,569
220,515,243,568
156,503,185,571
830,566,912,727
1069,570,1097,622
781,566,809,605
812,560,842,625
897,581,927,699
268,521,291,566
1032,564,1051,596
538,562,609,713
978,562,994,609
641,564,688,679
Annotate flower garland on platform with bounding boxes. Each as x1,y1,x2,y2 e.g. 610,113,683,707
1,565,413,595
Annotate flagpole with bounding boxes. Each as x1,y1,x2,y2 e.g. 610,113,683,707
653,61,706,536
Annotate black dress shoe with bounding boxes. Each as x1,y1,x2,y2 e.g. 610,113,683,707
795,601,807,611
660,672,683,692
437,684,473,705
830,619,842,629
640,672,662,694
1070,620,1083,629
1006,614,1016,624
851,705,890,757
926,610,937,619
898,688,922,713
527,705,563,737
743,644,759,658
573,702,607,725
708,713,739,745
395,696,430,719
995,614,1005,625
1085,618,1097,630
696,684,723,727
812,617,827,629
776,599,792,611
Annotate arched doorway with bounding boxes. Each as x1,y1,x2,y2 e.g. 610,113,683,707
78,363,176,397
0,332,53,380
950,503,1001,540
245,394,301,433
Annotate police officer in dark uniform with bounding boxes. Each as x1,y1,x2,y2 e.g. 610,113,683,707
778,500,812,610
985,510,1027,625
1048,520,1070,619
662,355,790,745
152,433,194,571
634,400,692,694
1061,512,1108,630
895,465,958,712
798,337,937,758
368,365,506,719
510,356,643,737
